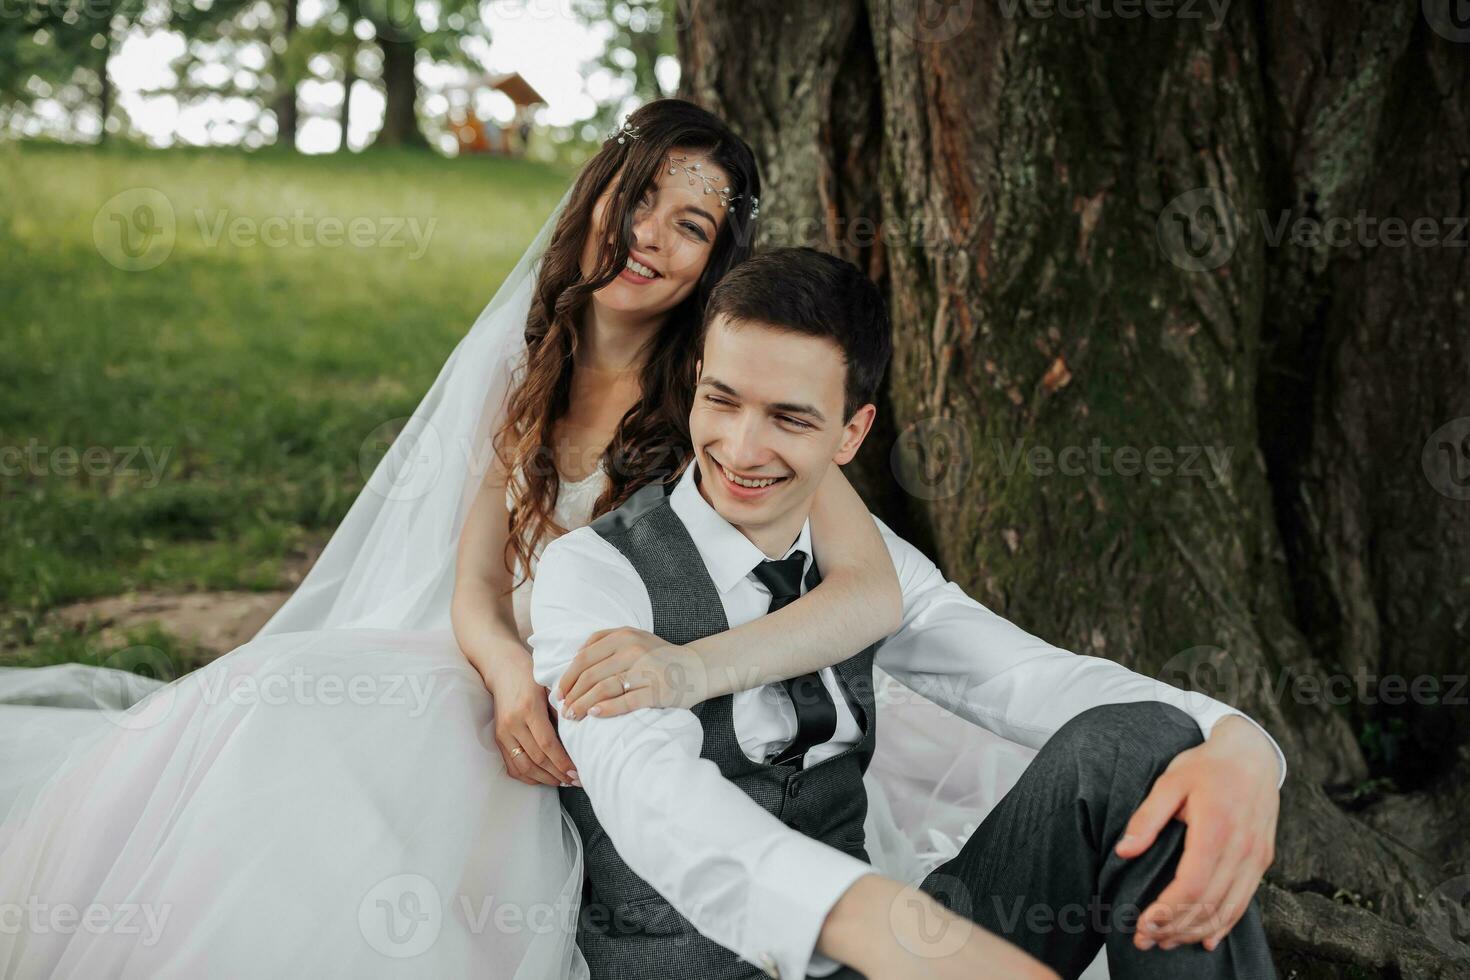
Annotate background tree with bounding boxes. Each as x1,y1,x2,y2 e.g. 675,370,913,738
680,1,1470,976
356,0,490,148
0,0,149,142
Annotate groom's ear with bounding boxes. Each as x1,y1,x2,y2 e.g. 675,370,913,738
832,403,877,466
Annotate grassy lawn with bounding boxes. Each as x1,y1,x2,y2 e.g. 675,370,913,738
0,140,572,655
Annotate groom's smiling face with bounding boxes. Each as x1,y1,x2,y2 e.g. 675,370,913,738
691,313,875,553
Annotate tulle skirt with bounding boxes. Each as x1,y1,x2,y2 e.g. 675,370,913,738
0,629,587,978
0,629,1096,978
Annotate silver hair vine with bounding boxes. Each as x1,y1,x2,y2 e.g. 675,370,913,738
606,117,641,145
666,153,760,220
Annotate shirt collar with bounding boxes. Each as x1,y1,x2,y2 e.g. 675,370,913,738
669,458,813,596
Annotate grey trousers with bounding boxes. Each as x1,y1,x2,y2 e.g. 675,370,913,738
827,700,1278,980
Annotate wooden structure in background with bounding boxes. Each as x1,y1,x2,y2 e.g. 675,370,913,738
448,71,546,156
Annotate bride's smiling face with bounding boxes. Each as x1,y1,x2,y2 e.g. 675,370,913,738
578,148,731,319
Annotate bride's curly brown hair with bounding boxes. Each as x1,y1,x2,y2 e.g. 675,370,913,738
494,98,761,590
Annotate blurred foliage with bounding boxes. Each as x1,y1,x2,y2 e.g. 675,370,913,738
571,0,679,136
1,0,494,147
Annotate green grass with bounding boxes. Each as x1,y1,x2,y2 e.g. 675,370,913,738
0,140,572,643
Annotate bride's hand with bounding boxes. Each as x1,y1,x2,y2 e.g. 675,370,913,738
477,648,580,788
553,627,710,719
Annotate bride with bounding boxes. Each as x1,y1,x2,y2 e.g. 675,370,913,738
0,98,1039,978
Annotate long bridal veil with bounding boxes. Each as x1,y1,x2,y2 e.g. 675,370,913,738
0,184,1045,978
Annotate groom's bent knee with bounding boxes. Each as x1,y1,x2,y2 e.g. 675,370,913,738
1050,700,1204,779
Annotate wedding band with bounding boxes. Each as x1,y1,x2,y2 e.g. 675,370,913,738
621,675,632,691
510,747,524,759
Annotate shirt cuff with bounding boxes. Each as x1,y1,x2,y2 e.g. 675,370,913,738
740,836,874,979
1191,703,1287,790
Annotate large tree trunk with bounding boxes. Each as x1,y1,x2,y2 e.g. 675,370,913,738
681,1,1470,976
374,36,425,148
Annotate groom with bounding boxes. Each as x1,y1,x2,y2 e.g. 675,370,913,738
528,247,1285,979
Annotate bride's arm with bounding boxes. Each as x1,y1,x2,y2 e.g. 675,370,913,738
452,455,578,787
689,462,902,694
451,455,526,675
555,463,903,717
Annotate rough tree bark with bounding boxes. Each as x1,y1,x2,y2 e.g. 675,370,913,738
681,1,1470,976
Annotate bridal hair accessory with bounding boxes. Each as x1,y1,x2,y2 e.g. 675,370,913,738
607,117,641,144
667,153,760,219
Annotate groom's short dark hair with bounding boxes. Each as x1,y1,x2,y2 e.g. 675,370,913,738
702,246,891,420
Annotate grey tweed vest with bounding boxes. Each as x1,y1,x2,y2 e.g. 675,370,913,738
557,479,880,980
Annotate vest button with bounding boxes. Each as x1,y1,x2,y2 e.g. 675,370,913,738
787,778,801,798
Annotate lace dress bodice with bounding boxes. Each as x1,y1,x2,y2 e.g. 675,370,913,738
507,461,611,642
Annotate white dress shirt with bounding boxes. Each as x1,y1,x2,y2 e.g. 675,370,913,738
529,458,1287,980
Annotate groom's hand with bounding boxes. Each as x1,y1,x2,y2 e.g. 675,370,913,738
553,627,709,719
1113,715,1281,952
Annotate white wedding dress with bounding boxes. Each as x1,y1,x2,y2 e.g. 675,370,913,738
0,465,1047,980
0,186,1081,978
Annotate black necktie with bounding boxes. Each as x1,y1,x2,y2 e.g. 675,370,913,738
750,551,837,769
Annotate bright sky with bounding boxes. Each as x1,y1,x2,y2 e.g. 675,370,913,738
104,0,659,153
